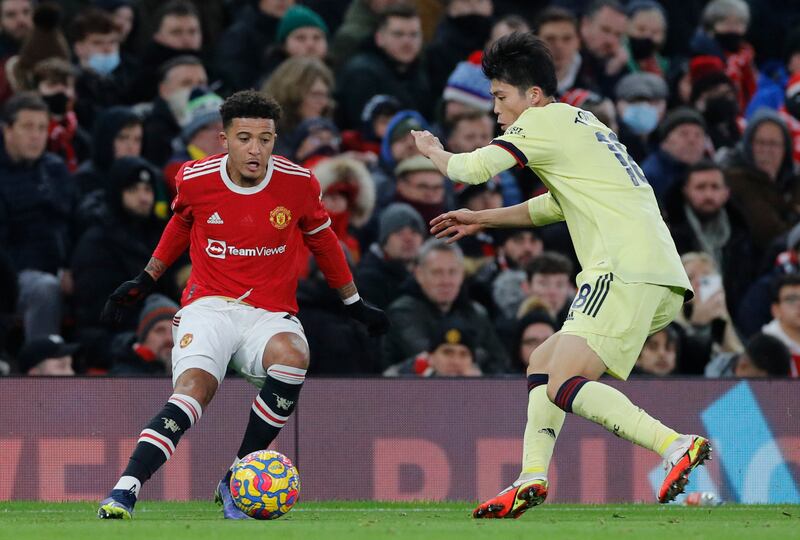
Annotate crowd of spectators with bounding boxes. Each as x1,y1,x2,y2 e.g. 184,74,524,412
1,0,799,379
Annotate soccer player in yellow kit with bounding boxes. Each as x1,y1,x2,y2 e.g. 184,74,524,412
412,32,711,518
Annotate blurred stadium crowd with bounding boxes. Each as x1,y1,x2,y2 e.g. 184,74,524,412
2,0,800,379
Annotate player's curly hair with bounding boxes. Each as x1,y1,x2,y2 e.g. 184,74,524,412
220,90,282,129
482,31,557,97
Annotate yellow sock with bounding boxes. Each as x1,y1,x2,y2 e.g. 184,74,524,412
520,385,565,480
570,381,679,455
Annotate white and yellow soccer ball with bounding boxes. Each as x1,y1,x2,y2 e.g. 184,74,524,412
229,450,300,519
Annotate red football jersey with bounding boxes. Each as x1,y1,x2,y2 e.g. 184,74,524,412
166,153,342,314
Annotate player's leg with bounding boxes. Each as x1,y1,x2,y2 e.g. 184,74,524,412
235,331,308,458
99,299,234,519
545,333,709,502
98,368,216,519
216,313,309,519
474,335,565,518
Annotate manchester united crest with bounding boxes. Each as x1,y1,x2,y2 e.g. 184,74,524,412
270,206,292,229
180,333,193,348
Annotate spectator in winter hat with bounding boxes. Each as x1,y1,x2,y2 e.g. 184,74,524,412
642,107,708,201
393,155,447,225
383,317,482,377
108,293,179,376
19,334,78,375
261,5,328,78
341,94,401,156
689,56,740,151
441,52,493,120
614,72,667,162
287,117,341,168
355,202,426,311
163,87,225,197
73,105,141,199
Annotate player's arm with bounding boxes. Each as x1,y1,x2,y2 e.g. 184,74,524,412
100,168,193,324
431,193,564,243
412,130,518,185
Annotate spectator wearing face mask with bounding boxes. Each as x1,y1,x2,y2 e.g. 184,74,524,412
624,1,669,77
689,55,742,153
141,55,207,168
614,71,667,163
70,7,134,130
690,0,757,111
31,58,91,172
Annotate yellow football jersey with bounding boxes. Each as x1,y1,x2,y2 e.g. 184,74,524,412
447,102,691,292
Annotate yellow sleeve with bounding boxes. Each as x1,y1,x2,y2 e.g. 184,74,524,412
446,144,517,185
527,192,565,226
492,108,559,168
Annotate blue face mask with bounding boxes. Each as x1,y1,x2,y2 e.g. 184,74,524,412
88,51,120,76
622,103,660,135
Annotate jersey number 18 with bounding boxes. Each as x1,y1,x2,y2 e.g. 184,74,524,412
595,131,649,187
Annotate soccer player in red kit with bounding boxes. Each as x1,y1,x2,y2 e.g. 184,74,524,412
97,91,389,520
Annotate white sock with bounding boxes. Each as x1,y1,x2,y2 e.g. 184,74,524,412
113,476,141,497
229,457,240,471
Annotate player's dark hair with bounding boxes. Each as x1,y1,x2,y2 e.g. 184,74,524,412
743,333,791,376
1,91,48,125
583,0,625,19
685,159,725,185
482,32,557,97
70,8,117,42
771,273,800,303
377,4,418,30
525,252,573,281
220,90,281,130
533,7,578,34
157,54,203,83
154,0,199,33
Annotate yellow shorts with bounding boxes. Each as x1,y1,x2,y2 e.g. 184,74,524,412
559,270,686,380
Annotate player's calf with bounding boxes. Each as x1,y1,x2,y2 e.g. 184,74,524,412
97,393,203,518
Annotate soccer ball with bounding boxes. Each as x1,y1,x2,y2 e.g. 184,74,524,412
229,450,300,520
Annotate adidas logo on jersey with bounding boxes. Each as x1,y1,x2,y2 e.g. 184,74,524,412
207,212,224,224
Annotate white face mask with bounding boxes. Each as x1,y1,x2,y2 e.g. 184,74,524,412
622,103,660,135
165,87,193,123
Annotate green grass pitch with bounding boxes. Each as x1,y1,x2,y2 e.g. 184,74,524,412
1,501,798,540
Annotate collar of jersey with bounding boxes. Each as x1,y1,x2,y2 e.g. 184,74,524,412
219,154,274,195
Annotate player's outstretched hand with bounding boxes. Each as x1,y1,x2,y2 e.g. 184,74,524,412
345,298,390,337
430,209,483,244
100,271,156,324
411,130,443,157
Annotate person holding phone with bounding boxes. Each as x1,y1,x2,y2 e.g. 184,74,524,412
674,252,743,373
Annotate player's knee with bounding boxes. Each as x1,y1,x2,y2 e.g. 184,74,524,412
545,380,560,403
173,368,218,408
262,332,309,371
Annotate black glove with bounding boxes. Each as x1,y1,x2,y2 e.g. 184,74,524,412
100,271,156,324
345,298,390,337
